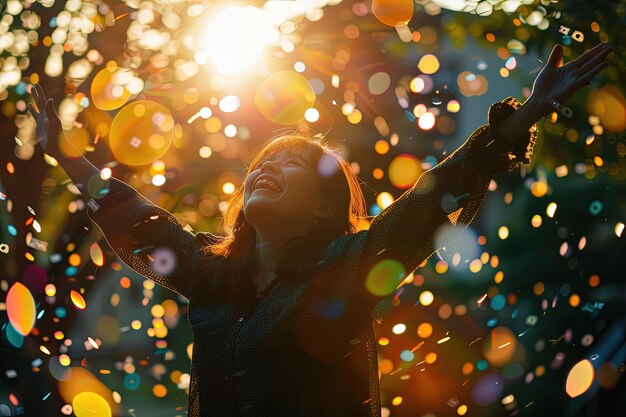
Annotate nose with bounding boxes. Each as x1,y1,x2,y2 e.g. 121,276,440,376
260,158,279,174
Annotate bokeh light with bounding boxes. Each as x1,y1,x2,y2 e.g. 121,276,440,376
109,101,174,165
255,71,316,125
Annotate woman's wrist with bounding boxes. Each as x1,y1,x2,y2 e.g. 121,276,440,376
493,97,544,145
522,95,550,120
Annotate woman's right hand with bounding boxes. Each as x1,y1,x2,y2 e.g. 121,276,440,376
27,83,62,154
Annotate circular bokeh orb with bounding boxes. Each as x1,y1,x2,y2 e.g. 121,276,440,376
482,326,517,367
87,175,111,199
124,373,141,390
255,71,316,125
388,154,421,189
91,66,132,111
471,372,504,406
109,101,174,165
586,84,626,132
58,126,90,159
149,247,177,276
49,355,72,381
72,392,111,417
372,0,413,26
365,259,405,297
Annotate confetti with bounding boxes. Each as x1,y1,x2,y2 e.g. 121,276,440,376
70,290,87,310
7,282,36,336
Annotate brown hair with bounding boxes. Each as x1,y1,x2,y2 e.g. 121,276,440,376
202,130,371,300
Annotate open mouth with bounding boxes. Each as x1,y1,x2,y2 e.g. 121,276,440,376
253,178,282,193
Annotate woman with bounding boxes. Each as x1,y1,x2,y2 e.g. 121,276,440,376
29,43,611,416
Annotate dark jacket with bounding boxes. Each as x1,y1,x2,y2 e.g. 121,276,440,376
86,97,536,416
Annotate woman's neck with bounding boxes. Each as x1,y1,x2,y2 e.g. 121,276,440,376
253,237,280,292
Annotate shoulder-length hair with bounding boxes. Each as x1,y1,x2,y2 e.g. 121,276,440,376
202,130,371,301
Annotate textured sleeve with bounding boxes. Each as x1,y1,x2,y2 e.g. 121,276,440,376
349,96,538,315
86,176,215,300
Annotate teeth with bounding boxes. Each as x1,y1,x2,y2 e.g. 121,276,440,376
255,179,281,192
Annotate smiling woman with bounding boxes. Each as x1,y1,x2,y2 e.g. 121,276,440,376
208,132,369,299
25,37,613,416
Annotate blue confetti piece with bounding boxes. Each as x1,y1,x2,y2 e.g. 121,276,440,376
55,306,67,319
42,392,51,401
589,200,603,216
124,373,141,390
424,155,438,167
562,34,572,46
400,349,415,362
490,294,506,311
16,82,27,95
369,203,382,217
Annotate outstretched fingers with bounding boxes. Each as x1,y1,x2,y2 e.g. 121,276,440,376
36,83,47,101
570,43,609,69
578,45,613,74
27,103,38,119
578,61,609,85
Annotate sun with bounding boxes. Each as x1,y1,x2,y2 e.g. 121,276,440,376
203,5,279,75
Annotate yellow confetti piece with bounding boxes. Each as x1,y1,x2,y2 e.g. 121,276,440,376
90,242,104,266
71,290,87,310
437,336,451,344
40,345,51,355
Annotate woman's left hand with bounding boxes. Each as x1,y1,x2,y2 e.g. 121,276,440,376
529,42,612,117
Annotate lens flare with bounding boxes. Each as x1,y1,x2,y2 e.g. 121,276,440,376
203,6,278,74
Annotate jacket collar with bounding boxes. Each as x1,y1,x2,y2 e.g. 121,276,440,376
273,241,327,278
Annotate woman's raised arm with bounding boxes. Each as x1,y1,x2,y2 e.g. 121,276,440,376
346,42,612,316
347,96,536,315
28,83,215,300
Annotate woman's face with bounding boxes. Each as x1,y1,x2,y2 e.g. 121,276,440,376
243,148,326,232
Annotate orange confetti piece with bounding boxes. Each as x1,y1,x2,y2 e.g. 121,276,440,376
566,359,594,397
71,290,87,310
7,282,36,336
